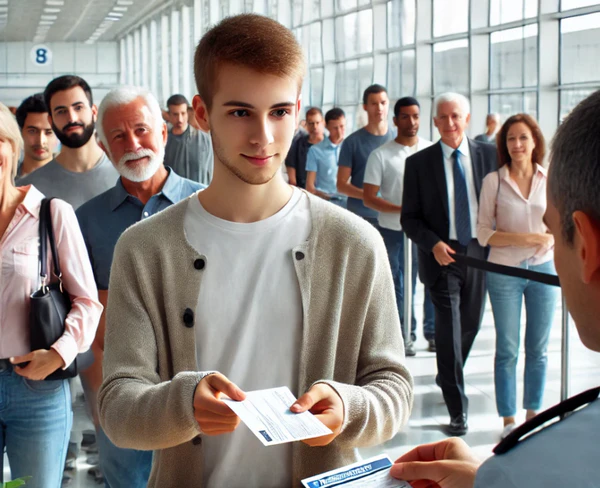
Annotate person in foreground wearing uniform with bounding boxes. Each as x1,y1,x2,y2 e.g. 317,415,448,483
76,86,203,488
392,89,600,487
98,14,413,488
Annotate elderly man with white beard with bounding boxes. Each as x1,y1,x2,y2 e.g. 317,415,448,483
76,86,204,488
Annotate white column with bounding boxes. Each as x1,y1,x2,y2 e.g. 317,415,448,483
119,38,126,84
181,6,192,99
149,20,158,98
194,0,203,42
415,0,433,138
133,28,141,86
470,0,491,138
538,0,560,138
161,14,171,104
170,9,181,95
126,34,134,85
141,24,149,88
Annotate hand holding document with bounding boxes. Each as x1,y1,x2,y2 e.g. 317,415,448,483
301,455,411,488
221,386,332,446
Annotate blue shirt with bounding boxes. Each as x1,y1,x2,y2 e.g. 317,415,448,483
338,128,395,218
76,167,203,289
305,137,343,197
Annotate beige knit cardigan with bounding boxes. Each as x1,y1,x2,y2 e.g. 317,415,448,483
99,191,413,487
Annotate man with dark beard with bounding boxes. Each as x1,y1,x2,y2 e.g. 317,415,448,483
18,75,118,209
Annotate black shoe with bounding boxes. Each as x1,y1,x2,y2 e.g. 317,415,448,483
404,340,416,357
447,414,468,436
435,374,441,388
427,339,436,353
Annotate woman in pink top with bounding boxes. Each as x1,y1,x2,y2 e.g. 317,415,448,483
0,102,102,487
477,114,558,440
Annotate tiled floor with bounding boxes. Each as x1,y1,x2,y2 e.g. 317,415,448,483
4,284,599,487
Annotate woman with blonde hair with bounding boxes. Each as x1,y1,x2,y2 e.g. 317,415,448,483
477,113,558,439
0,102,102,487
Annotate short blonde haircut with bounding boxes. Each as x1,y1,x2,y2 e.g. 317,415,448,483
194,14,306,110
0,102,23,181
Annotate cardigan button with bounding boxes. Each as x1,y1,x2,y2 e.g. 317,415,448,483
183,308,194,327
194,258,205,270
295,251,305,261
192,435,202,446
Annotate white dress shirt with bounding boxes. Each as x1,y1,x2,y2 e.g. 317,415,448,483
441,137,479,241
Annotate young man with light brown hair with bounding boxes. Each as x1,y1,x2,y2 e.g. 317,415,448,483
99,13,412,488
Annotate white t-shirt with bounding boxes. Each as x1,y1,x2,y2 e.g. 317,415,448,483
183,187,311,488
363,137,432,231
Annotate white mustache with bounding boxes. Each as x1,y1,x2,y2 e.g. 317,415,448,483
118,149,157,167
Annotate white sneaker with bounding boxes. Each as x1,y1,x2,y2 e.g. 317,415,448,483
501,422,517,439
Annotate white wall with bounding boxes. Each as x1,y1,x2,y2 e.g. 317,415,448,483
0,42,119,107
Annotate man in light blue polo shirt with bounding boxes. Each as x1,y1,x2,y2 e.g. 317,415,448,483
76,86,203,488
305,107,347,208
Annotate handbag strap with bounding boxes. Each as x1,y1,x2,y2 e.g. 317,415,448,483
38,198,62,288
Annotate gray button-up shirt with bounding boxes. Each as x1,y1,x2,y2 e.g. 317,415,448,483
76,167,204,289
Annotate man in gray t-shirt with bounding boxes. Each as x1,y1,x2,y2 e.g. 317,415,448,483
164,94,214,185
18,76,118,209
19,153,118,209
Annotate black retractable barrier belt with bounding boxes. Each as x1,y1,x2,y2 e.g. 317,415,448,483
453,254,561,287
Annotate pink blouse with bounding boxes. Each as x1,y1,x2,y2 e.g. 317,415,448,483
0,185,102,367
477,164,554,267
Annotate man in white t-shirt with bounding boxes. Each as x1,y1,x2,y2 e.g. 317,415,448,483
99,14,413,488
364,97,435,356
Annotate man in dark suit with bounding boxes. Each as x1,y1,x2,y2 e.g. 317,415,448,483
401,92,497,436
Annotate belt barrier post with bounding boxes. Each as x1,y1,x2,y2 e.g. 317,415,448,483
403,233,412,346
561,293,570,402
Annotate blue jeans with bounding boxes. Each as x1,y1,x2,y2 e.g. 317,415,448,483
97,426,153,488
379,228,418,341
0,363,72,488
487,260,559,417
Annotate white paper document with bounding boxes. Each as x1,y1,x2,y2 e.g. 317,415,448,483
221,386,333,446
301,455,410,488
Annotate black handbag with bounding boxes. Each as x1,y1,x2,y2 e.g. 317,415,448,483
29,198,94,380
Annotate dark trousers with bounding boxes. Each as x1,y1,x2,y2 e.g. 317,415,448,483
429,239,487,418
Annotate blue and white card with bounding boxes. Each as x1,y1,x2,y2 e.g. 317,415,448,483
301,455,410,487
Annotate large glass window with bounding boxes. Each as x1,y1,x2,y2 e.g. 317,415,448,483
560,88,596,120
433,39,469,94
561,0,600,10
388,0,416,47
387,49,416,99
357,9,373,55
310,67,324,108
335,12,358,59
433,0,468,37
336,60,359,104
490,92,538,120
490,0,537,26
490,25,538,89
309,22,322,65
561,13,600,84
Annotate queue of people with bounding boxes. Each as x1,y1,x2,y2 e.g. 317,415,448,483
0,11,598,488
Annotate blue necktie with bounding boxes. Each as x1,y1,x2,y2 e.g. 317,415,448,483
453,149,472,246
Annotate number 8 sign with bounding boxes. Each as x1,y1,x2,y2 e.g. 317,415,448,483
31,45,53,66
